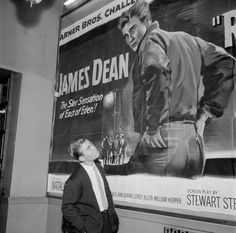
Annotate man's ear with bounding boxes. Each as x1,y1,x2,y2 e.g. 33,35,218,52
79,155,86,162
144,18,151,28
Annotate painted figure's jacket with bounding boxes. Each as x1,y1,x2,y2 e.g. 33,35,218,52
132,21,235,134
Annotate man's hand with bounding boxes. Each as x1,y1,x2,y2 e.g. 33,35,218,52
142,128,167,148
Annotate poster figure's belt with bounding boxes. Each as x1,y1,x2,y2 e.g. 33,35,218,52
162,120,195,126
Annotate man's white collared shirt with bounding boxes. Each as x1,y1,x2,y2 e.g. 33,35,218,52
81,163,108,211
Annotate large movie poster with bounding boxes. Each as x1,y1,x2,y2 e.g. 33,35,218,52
48,0,236,222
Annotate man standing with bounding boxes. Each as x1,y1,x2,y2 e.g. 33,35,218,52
62,138,119,233
105,0,235,178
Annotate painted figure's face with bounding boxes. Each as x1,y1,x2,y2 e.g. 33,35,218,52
79,140,99,162
122,16,147,52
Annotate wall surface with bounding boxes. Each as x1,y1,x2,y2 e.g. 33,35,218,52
0,0,62,233
47,198,236,233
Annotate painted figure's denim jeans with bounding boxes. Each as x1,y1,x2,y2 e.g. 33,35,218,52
135,122,205,177
104,122,205,178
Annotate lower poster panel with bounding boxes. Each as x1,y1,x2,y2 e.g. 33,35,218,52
47,173,236,220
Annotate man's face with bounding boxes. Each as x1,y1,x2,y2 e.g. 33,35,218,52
79,140,99,162
122,16,147,52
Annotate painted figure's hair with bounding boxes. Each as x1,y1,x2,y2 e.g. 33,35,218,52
118,0,152,31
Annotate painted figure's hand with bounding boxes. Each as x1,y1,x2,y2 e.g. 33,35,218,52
196,120,205,138
196,108,212,137
142,128,167,148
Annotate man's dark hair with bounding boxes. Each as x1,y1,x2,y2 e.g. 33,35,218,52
118,0,152,30
68,138,86,159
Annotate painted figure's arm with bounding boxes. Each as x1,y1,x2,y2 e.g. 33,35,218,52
195,37,235,119
141,40,170,147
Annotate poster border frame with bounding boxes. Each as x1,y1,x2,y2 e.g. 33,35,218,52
47,1,236,226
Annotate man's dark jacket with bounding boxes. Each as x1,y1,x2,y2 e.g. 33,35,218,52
62,161,119,233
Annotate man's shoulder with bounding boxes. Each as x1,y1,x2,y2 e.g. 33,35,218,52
67,164,84,182
147,23,194,47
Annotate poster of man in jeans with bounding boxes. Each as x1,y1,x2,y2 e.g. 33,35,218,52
48,0,236,220
103,0,235,178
